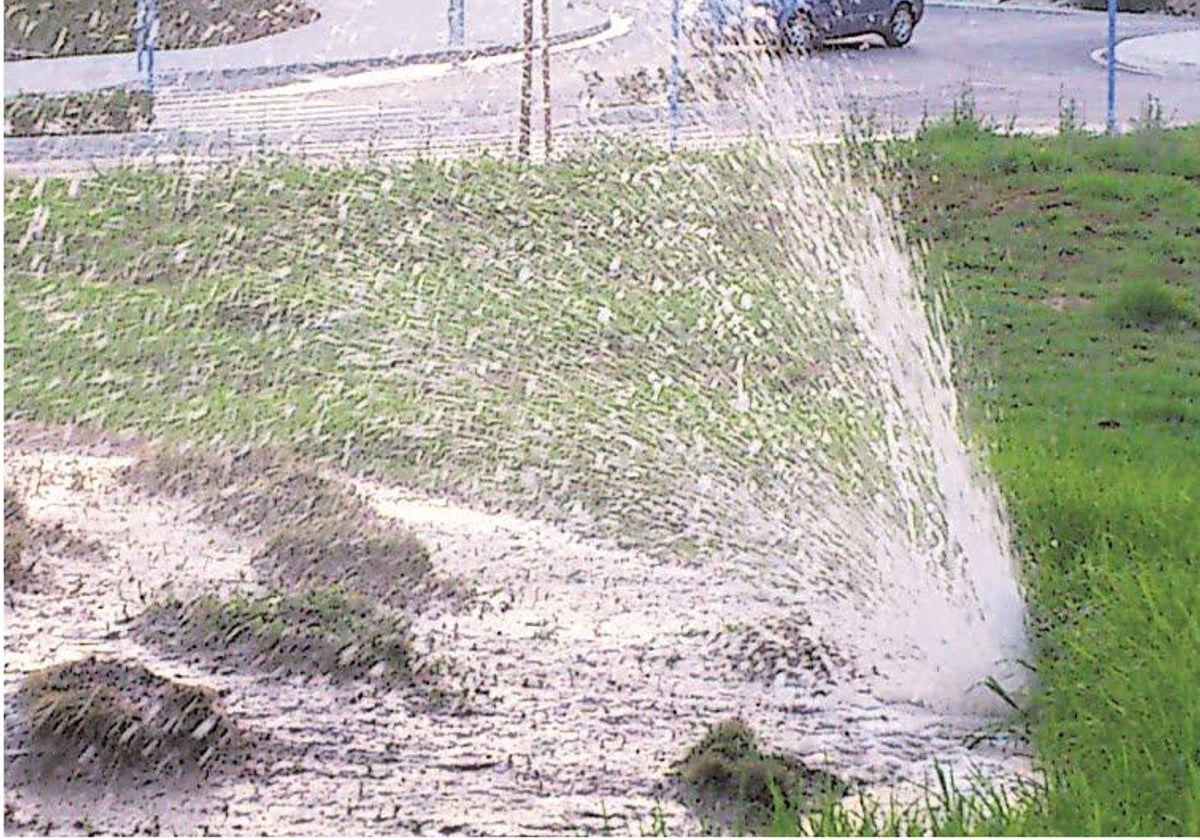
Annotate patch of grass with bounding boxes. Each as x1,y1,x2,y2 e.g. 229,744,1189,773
4,0,317,60
3,151,884,568
1105,278,1193,329
126,444,433,603
4,89,152,137
900,125,1200,834
16,657,244,778
6,123,1200,834
141,585,417,686
676,719,847,831
4,487,34,587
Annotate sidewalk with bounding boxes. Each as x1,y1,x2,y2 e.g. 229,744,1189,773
1112,28,1200,78
927,0,1200,79
4,0,611,97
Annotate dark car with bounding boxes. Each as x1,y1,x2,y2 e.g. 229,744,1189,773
686,0,924,52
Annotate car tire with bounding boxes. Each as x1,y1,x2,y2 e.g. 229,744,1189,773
883,3,916,47
782,11,821,55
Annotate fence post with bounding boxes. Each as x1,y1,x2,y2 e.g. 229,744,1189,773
669,0,681,153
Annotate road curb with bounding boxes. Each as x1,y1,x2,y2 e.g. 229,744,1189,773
1090,44,1200,77
925,1,1088,15
3,12,614,97
161,15,615,91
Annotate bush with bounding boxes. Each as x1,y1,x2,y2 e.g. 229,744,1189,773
1105,279,1192,328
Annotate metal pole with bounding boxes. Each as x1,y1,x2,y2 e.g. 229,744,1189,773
1106,0,1117,134
519,0,534,161
136,0,146,72
669,0,681,153
449,0,465,47
541,0,551,160
146,0,158,98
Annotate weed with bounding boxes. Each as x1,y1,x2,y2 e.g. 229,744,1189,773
1105,279,1193,329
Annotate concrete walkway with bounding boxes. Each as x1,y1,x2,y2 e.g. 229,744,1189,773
4,0,611,97
928,0,1200,79
1112,28,1200,78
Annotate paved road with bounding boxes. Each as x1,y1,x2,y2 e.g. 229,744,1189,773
5,3,1199,173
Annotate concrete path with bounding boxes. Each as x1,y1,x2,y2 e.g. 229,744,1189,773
4,0,611,97
1111,28,1200,78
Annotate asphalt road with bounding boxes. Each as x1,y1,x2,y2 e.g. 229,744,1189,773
6,2,1199,171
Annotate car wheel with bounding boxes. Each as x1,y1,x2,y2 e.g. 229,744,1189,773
884,3,916,47
782,11,821,55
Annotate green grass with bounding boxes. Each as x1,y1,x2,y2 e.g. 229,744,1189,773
773,124,1200,835
3,150,885,565
4,89,153,137
141,585,418,686
4,124,1199,834
4,0,316,60
1105,278,1195,329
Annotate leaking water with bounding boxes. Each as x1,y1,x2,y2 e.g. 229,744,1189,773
5,21,1033,836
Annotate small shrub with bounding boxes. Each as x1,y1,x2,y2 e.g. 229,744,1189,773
1105,279,1192,329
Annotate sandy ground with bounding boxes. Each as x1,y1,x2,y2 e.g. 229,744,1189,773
3,426,1033,836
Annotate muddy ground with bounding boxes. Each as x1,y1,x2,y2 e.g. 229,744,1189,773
3,423,1032,835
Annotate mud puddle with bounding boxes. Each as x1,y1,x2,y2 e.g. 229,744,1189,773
4,435,1031,835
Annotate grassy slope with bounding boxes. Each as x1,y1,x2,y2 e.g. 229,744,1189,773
906,124,1200,835
4,126,1199,833
4,0,316,60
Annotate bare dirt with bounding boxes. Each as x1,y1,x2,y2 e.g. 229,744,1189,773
3,424,1033,836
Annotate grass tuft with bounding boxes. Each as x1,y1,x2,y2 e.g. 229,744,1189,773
141,586,417,686
126,444,433,603
16,657,245,778
1105,278,1193,329
676,718,847,830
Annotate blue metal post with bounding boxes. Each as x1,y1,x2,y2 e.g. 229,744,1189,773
1106,0,1117,133
449,0,465,47
669,0,681,153
136,0,146,72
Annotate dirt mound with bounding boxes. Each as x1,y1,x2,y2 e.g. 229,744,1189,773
125,443,433,604
11,657,247,781
676,719,849,830
139,586,422,688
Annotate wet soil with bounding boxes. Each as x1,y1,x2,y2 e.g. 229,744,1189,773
3,426,1032,835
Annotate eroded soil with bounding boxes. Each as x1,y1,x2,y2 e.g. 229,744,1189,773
3,424,1032,835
